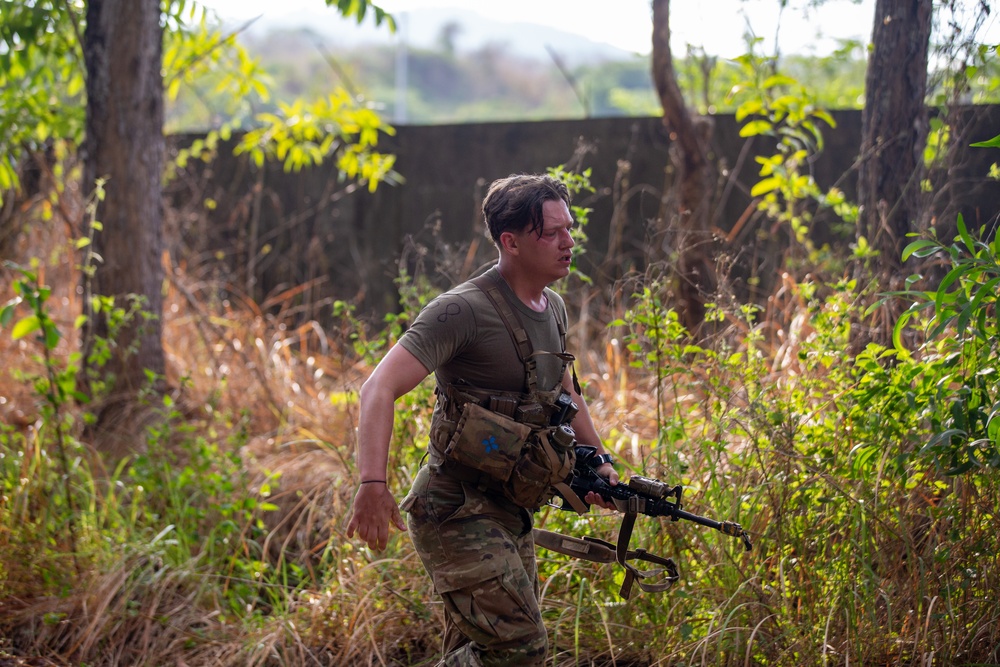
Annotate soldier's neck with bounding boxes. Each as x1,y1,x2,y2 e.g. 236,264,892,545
496,261,548,312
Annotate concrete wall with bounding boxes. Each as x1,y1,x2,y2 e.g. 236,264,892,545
168,106,1000,321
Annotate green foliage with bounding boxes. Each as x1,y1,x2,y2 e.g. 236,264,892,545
0,0,398,204
325,0,396,32
0,264,296,625
971,131,1000,148
0,0,85,197
609,281,691,435
0,189,173,589
781,41,868,110
1,261,87,580
168,2,398,189
161,11,267,176
124,400,292,617
929,41,1000,108
580,38,868,119
562,275,1000,665
235,93,398,190
728,47,857,267
966,43,1000,104
877,216,1000,474
547,164,594,283
580,56,662,116
174,17,874,128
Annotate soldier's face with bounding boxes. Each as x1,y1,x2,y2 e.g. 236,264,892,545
516,199,576,284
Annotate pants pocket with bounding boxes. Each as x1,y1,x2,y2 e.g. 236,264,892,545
403,466,468,525
434,551,545,658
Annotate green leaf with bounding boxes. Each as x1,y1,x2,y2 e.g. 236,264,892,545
934,264,969,312
740,120,773,138
44,323,60,349
849,444,880,475
0,303,14,327
922,429,966,453
750,177,780,197
970,133,1000,148
735,99,764,122
11,315,41,340
863,295,893,317
901,239,938,262
955,213,975,253
927,314,956,342
891,310,911,355
968,277,1000,334
956,303,972,337
812,109,836,128
772,94,799,111
762,74,797,89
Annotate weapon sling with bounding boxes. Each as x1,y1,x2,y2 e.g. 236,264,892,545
534,520,679,599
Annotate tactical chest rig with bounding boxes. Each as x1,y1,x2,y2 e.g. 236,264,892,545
431,272,589,513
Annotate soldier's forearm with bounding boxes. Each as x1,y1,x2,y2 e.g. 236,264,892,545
356,382,396,482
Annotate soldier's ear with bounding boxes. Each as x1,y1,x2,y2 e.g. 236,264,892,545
499,231,519,254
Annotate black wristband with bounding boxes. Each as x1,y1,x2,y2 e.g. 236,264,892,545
593,453,615,467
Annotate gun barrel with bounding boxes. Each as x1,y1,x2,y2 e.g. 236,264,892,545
669,506,724,530
654,502,753,551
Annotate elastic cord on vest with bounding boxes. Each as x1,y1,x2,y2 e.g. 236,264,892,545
360,480,386,484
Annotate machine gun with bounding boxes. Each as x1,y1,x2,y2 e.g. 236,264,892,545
534,445,753,599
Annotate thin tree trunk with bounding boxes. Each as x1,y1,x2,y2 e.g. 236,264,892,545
857,0,932,272
82,0,165,432
651,0,715,333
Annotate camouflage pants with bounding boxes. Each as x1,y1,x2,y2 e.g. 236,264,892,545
401,464,547,667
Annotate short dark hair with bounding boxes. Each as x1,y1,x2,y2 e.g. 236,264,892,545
482,173,572,247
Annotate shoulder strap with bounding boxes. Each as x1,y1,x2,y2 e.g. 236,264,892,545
554,305,566,350
471,272,577,394
471,272,539,392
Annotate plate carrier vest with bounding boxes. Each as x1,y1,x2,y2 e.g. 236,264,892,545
428,271,588,513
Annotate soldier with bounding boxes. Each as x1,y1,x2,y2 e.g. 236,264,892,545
347,173,618,666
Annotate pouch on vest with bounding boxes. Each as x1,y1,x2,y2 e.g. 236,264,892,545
445,402,531,482
503,424,577,509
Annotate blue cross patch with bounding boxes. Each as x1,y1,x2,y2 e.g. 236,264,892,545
482,436,498,453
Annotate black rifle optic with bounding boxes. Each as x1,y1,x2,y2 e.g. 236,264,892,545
534,445,753,600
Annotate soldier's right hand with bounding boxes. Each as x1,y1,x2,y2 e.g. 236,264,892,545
346,482,406,551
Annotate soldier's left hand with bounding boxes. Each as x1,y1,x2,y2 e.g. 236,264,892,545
585,462,619,510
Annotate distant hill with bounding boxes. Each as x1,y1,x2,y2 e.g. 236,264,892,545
168,4,866,130
232,6,639,65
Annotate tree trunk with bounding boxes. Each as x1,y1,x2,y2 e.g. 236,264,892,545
651,0,715,333
857,0,932,272
82,0,165,427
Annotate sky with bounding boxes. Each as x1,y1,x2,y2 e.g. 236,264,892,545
194,0,888,59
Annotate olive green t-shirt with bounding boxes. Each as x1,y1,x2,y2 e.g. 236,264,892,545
399,266,569,394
